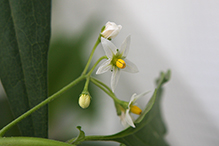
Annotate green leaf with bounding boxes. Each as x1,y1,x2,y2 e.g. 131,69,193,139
71,126,86,145
0,0,51,137
82,70,171,146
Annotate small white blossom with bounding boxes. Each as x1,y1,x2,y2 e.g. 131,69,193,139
120,92,148,128
101,21,122,39
96,35,138,92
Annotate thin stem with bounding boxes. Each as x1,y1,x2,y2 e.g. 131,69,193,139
90,77,113,95
84,135,115,141
67,132,117,144
0,75,86,137
83,77,90,91
90,77,122,104
87,56,107,76
82,36,101,75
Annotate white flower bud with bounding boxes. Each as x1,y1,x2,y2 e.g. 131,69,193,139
78,94,91,109
101,21,122,39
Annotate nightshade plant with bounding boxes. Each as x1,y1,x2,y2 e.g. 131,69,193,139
0,1,170,145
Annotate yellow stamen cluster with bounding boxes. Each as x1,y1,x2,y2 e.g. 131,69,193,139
130,105,142,115
116,59,126,69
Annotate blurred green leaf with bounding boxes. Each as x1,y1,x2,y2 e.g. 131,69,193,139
0,0,51,137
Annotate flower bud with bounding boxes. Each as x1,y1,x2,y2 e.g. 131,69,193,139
79,94,91,109
101,21,122,39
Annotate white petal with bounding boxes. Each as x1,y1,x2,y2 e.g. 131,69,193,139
107,25,122,39
101,22,122,39
119,112,127,127
101,30,114,39
129,93,137,106
96,60,111,74
129,91,150,105
125,110,135,128
105,21,112,26
134,91,150,100
101,37,117,58
123,59,139,73
111,67,121,92
120,35,131,57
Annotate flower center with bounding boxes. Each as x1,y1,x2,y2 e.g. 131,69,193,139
130,105,142,115
116,59,126,69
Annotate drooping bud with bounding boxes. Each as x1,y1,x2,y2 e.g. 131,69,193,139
101,21,122,39
78,94,91,109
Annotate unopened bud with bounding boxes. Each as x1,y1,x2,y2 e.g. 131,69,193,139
101,21,122,39
79,94,91,109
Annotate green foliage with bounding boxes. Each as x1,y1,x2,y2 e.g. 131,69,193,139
0,0,51,137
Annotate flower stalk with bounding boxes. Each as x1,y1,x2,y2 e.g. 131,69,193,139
90,77,125,105
82,35,101,75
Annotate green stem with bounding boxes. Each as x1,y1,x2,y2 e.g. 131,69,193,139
82,56,107,93
0,75,86,137
90,77,113,95
83,77,90,92
82,36,101,75
67,133,117,144
90,77,122,104
84,135,116,141
87,56,107,76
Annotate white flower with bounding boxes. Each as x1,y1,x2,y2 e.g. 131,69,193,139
96,35,138,92
78,94,91,109
120,92,148,128
101,21,122,39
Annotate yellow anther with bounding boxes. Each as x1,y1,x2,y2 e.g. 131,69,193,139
130,105,142,115
116,59,126,69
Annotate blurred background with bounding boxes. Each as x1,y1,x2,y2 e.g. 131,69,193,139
1,0,219,145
